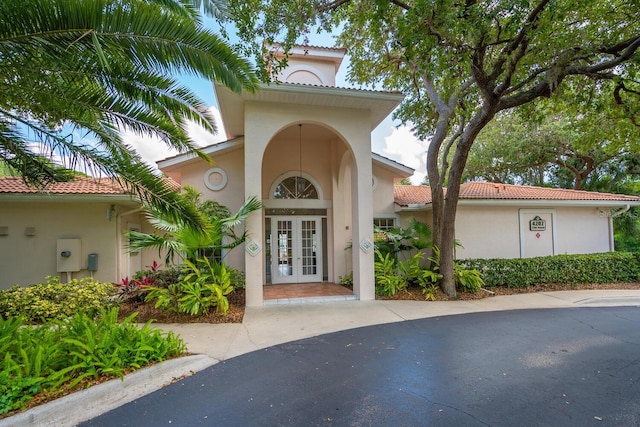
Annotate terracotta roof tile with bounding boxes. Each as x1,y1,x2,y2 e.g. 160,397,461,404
0,176,128,195
394,182,640,206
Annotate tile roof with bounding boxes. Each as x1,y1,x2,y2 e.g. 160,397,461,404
0,176,129,195
394,182,640,206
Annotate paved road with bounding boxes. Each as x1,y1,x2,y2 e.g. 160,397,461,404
82,307,640,426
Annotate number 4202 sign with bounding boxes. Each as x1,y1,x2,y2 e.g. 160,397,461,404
529,215,546,231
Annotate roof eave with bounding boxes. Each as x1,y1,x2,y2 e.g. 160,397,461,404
157,137,244,170
0,194,139,204
372,153,414,176
215,82,404,138
396,199,640,211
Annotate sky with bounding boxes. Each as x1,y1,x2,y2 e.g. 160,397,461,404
123,29,429,184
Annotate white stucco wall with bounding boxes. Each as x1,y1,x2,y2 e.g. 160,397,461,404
399,204,614,260
455,205,522,259
555,206,611,254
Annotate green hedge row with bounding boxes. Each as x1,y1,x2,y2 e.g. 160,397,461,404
458,252,640,288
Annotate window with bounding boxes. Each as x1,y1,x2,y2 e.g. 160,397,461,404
273,176,318,199
199,247,223,264
374,217,396,231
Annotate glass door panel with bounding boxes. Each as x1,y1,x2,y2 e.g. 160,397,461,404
270,216,322,284
275,219,294,281
300,219,318,277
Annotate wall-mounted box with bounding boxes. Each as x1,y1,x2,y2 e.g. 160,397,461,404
57,239,81,272
0,226,7,236
24,227,36,237
87,253,98,271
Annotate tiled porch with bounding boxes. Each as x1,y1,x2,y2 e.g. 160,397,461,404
263,283,356,305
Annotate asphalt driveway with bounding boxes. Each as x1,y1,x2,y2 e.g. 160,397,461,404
82,306,640,426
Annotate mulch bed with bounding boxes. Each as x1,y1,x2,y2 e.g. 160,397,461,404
118,289,246,324
117,283,640,325
379,282,640,301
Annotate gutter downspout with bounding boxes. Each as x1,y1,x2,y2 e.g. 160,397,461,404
610,204,631,218
607,204,630,251
115,207,144,282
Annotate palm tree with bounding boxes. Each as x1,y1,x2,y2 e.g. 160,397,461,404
0,0,258,228
128,186,262,265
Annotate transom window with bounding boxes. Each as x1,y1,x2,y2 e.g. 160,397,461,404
273,176,318,199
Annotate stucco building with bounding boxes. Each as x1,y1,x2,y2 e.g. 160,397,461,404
2,45,639,301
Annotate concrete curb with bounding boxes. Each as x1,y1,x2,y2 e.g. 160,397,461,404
0,354,217,427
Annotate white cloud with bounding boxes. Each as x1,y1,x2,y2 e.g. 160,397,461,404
381,124,428,184
121,106,226,169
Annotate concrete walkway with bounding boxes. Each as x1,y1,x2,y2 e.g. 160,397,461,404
4,290,640,427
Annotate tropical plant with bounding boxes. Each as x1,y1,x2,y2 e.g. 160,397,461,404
0,0,259,230
117,261,184,302
145,257,234,316
430,247,484,294
374,250,408,296
128,186,262,265
374,218,432,260
454,266,484,294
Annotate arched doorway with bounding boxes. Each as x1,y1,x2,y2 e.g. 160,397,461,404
265,174,327,284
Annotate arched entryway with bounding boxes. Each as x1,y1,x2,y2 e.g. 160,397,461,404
243,104,377,307
265,174,327,284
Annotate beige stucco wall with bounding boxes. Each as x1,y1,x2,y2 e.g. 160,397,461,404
262,134,335,201
279,57,337,86
165,146,248,273
242,101,375,304
372,166,398,216
0,200,153,289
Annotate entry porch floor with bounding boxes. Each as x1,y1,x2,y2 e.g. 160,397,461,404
263,282,356,305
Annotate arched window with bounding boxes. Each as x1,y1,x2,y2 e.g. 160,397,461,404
273,176,318,199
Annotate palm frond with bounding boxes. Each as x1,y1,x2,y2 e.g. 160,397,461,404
127,230,183,266
220,196,263,229
0,0,259,230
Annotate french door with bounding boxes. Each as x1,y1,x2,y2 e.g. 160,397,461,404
271,216,322,284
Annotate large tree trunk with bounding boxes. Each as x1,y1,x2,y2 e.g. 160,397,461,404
437,105,499,297
426,117,450,272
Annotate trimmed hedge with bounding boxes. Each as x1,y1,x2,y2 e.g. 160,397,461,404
458,252,640,288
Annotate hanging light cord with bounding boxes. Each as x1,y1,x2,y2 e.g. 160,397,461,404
298,123,302,197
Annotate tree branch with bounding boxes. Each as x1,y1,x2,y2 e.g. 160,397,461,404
491,0,550,94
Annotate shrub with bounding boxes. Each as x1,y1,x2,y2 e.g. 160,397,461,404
338,272,353,286
228,266,246,290
145,258,234,316
430,247,484,293
0,276,117,322
374,250,408,296
454,265,484,293
132,263,182,289
458,252,640,288
0,308,185,414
